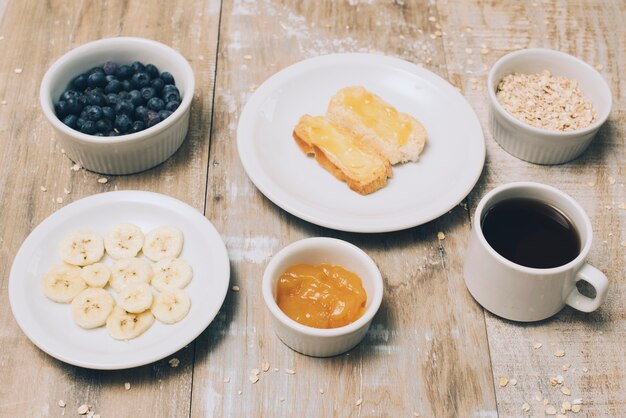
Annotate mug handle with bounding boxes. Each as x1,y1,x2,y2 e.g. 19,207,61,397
565,264,609,313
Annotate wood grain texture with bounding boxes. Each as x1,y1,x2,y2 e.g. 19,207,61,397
0,0,623,417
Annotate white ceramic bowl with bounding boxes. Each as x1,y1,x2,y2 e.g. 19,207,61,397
262,237,383,357
487,48,612,164
40,37,195,175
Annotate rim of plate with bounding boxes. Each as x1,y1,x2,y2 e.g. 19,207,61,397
8,190,230,370
237,53,485,233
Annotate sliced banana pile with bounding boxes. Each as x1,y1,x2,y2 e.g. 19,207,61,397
42,223,193,341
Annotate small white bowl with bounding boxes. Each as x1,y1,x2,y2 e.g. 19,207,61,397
262,237,383,357
40,37,195,175
487,48,612,164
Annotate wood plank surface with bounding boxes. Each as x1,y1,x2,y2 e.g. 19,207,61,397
0,0,623,417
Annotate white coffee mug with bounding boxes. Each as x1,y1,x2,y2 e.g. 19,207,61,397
463,182,609,322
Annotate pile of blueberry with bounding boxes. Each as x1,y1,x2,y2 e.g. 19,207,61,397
54,61,181,136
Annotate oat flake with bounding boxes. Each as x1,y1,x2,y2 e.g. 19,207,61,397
77,404,89,415
522,403,530,412
554,350,565,357
571,404,582,412
57,400,66,408
533,342,543,349
285,368,295,375
124,382,131,390
169,358,180,368
546,405,557,415
561,386,571,396
499,376,509,387
496,70,596,131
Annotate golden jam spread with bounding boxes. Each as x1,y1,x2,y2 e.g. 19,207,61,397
341,86,412,146
276,263,367,329
303,116,385,177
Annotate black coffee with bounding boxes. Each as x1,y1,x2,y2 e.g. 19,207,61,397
481,198,580,269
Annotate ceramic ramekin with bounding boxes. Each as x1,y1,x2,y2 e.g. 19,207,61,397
40,37,195,175
262,237,383,357
487,48,612,164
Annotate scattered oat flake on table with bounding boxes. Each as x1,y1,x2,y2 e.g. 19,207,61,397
522,402,530,412
1,100,6,105
243,55,252,60
437,232,445,240
582,367,589,372
428,16,436,22
510,378,517,386
262,361,270,372
124,382,131,390
571,404,582,412
40,186,47,192
499,376,509,387
71,163,81,171
238,390,242,395
14,67,23,73
78,404,89,415
545,405,557,415
355,398,363,406
63,188,71,194
543,399,549,405
554,350,565,357
57,400,66,408
97,177,108,184
56,197,63,203
594,63,604,70
533,342,543,349
285,368,295,375
413,413,420,417
562,401,572,411
232,285,240,292
319,388,325,394
608,176,616,184
561,386,571,396
535,393,543,402
562,363,571,371
169,358,180,367
223,377,230,383
280,397,285,402
249,374,259,384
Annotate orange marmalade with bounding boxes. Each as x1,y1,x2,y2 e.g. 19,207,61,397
276,263,367,329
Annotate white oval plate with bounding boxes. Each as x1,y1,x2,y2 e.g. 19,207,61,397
9,191,230,370
237,53,485,232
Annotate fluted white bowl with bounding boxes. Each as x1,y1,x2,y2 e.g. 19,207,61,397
488,48,612,164
262,237,383,357
40,37,195,175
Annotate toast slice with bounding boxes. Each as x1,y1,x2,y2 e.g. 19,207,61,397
326,86,427,164
293,115,392,195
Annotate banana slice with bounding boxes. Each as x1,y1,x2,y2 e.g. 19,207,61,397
104,223,144,259
151,258,193,292
151,288,191,324
109,257,153,292
71,288,115,329
142,226,184,262
106,306,155,340
80,263,111,288
117,283,153,313
42,264,86,303
58,230,105,266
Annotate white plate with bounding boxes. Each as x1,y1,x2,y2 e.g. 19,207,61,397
9,191,230,370
237,53,485,232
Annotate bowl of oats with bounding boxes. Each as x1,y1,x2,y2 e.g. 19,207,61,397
488,48,612,164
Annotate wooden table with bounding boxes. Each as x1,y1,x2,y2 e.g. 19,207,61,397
0,1,624,416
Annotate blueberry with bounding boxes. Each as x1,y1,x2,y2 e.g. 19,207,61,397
115,65,133,80
88,66,105,75
87,72,107,88
104,80,123,94
103,61,118,75
150,77,165,94
144,110,161,128
160,72,175,85
114,100,135,118
76,118,86,129
158,110,173,120
86,105,103,121
145,64,159,79
115,114,133,133
118,91,130,101
62,114,78,129
106,93,120,106
131,72,151,89
105,74,118,83
121,80,132,91
128,90,144,106
55,100,69,117
71,74,89,91
134,105,149,121
77,95,88,106
165,100,180,112
80,120,97,134
130,120,145,133
162,86,180,102
66,98,83,115
106,130,119,137
96,119,113,132
102,106,115,120
131,61,145,73
147,97,165,112
90,87,105,95
86,91,106,106
140,87,157,102
60,90,82,101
